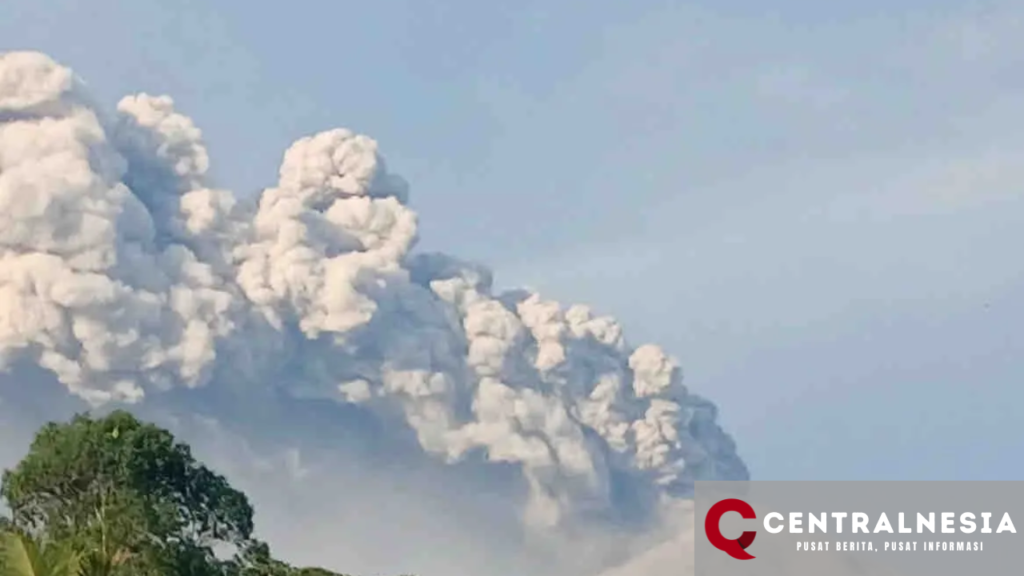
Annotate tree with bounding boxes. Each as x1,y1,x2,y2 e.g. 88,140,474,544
1,411,255,575
1,411,405,576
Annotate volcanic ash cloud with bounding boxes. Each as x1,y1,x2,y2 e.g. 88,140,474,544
0,50,747,573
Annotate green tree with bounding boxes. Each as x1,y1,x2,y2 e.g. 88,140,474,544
1,411,408,576
1,411,255,575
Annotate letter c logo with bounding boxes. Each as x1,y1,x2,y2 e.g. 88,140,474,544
705,498,757,560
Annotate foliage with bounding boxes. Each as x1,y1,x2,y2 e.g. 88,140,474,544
1,410,253,575
0,411,402,576
0,531,82,576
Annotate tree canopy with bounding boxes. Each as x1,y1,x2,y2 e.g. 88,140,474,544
0,410,394,576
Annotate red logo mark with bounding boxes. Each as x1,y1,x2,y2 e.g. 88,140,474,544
705,498,757,560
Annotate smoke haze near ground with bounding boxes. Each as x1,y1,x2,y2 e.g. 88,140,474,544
0,50,747,575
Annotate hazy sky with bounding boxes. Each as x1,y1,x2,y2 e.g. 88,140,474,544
3,0,1022,481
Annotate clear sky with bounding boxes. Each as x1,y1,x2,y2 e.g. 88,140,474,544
3,0,1022,481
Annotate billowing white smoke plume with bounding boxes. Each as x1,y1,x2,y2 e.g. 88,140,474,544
0,51,746,575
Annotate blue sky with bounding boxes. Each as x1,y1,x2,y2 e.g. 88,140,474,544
3,0,1022,481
